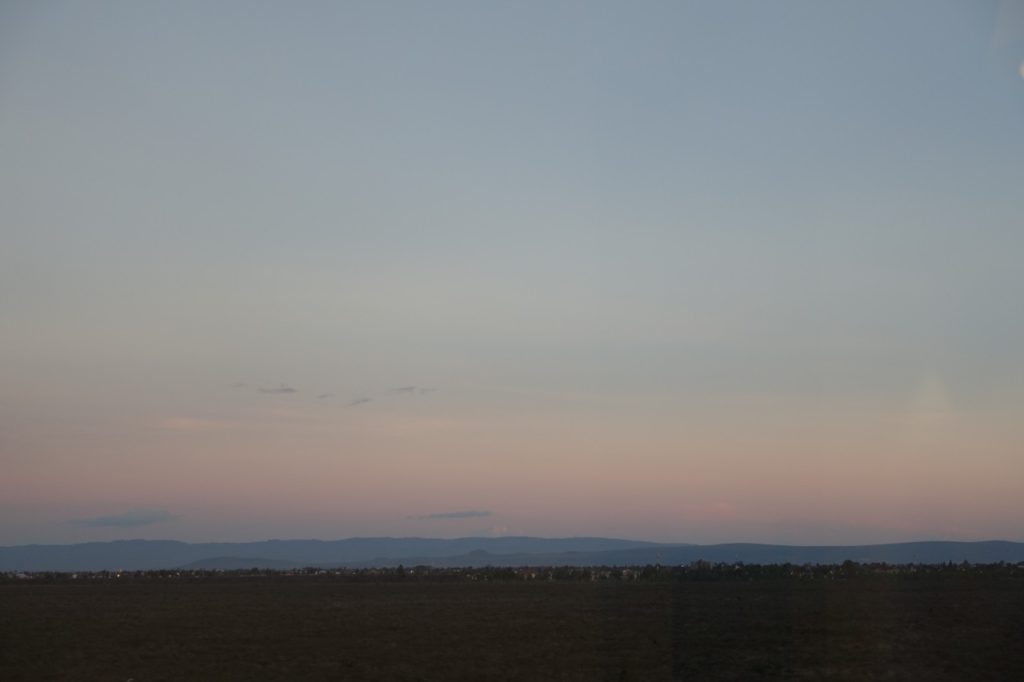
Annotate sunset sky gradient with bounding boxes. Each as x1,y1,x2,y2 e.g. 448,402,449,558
2,0,1023,544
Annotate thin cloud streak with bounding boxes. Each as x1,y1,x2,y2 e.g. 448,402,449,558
411,510,493,520
259,384,297,394
393,386,437,395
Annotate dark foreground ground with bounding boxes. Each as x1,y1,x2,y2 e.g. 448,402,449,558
2,569,1023,680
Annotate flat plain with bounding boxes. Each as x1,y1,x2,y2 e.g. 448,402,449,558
2,569,1022,680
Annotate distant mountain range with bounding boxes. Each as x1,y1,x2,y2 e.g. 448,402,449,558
0,537,659,571
2,537,1022,572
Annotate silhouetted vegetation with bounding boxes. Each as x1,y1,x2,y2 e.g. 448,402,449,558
2,562,1022,680
5,559,1023,584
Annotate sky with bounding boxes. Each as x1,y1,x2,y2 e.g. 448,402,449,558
2,0,1023,545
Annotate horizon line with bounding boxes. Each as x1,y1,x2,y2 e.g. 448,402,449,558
3,536,1021,549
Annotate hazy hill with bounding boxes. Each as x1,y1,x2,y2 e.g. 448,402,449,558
2,538,1022,572
179,556,305,570
0,536,660,572
341,541,1024,569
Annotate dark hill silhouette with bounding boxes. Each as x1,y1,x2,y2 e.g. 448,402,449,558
340,541,1024,569
0,536,659,571
2,538,1022,572
179,556,304,570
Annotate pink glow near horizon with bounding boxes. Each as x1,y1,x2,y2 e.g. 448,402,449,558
3,1,1023,546
2,385,1020,544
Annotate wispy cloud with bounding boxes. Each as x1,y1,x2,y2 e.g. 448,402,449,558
71,509,178,528
259,384,297,394
411,510,492,520
348,397,372,407
317,393,334,400
393,385,437,395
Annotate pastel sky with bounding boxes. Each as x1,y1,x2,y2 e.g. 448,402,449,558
2,1,1023,545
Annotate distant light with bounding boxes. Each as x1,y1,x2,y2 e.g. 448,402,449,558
1020,61,1024,80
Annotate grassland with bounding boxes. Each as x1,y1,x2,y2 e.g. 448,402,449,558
2,567,1022,680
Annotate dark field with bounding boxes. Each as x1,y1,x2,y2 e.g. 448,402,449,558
2,570,1023,680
